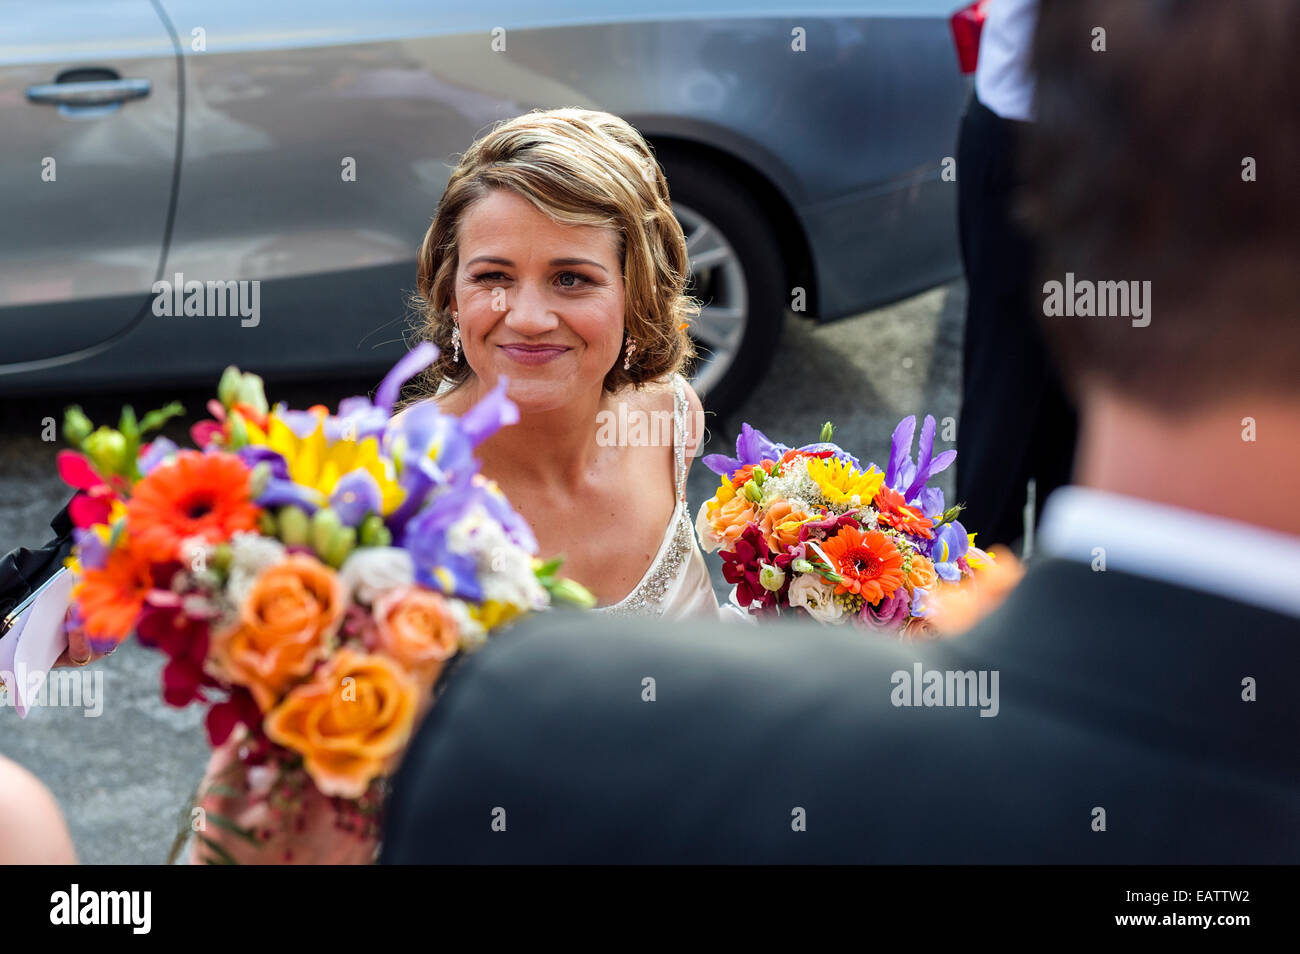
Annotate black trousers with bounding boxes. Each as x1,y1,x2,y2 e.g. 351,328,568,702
955,95,1077,551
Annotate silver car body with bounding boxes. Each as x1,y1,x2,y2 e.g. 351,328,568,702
0,0,968,393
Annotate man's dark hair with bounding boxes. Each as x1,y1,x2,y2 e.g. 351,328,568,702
1022,0,1300,408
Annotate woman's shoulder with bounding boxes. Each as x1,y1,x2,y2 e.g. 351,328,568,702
631,371,704,458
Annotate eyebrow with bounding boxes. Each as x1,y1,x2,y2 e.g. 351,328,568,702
465,255,609,274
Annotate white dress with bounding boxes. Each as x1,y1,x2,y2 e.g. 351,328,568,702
436,372,738,621
592,373,733,621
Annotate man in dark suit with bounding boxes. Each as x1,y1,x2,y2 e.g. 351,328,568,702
382,0,1300,863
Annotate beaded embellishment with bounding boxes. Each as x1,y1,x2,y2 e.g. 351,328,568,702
595,374,696,617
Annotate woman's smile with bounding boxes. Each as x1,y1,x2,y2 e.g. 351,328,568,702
498,343,572,365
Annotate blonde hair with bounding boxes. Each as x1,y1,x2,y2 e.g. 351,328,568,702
412,108,698,394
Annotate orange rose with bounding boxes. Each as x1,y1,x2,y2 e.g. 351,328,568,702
210,555,344,711
707,494,759,548
905,554,938,591
758,498,811,553
372,585,460,685
264,648,419,799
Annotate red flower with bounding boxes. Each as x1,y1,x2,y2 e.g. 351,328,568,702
137,602,217,707
205,687,266,753
874,485,935,539
720,523,793,613
58,451,122,528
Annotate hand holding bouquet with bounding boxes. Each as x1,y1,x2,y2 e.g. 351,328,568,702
53,344,591,862
696,416,1019,636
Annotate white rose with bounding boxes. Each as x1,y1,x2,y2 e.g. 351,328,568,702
338,546,415,606
695,500,724,553
788,573,846,625
225,532,287,609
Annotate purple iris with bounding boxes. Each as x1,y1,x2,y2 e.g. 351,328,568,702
473,477,538,553
330,469,382,526
702,423,790,476
885,415,956,505
138,437,178,475
400,488,483,601
931,521,969,582
331,341,441,442
383,373,520,537
236,445,322,513
73,528,108,571
795,441,863,470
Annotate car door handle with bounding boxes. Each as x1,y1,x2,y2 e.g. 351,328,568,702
26,78,151,107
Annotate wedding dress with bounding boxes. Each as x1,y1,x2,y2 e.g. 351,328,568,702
436,372,734,620
592,372,731,621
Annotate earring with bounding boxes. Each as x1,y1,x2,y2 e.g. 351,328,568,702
450,310,461,363
623,337,637,371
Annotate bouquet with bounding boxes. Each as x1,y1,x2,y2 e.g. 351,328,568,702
696,416,1017,636
53,343,591,862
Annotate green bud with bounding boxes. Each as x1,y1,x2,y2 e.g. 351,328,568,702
117,405,139,444
324,526,357,568
533,555,564,578
819,421,834,443
258,510,278,536
311,507,343,556
226,410,249,451
547,577,597,609
358,514,387,548
63,406,94,447
742,479,763,503
277,506,310,546
751,466,766,487
249,462,271,498
235,372,269,417
791,558,815,574
83,427,129,475
217,366,243,408
942,504,964,524
212,543,233,574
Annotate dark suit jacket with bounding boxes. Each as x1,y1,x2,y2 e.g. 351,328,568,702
381,559,1300,863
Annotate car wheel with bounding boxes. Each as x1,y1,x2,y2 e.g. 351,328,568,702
661,153,786,422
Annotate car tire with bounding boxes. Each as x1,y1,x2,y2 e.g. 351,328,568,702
658,150,786,422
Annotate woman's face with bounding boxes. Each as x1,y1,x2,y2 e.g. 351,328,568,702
450,189,625,412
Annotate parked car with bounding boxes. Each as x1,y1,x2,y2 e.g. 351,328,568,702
0,0,976,418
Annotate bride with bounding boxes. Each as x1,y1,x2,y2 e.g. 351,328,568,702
405,107,727,621
185,108,734,862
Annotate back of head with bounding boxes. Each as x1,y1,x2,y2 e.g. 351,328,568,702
1023,0,1300,411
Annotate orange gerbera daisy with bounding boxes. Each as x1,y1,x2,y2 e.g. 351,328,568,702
126,450,260,562
818,526,906,603
873,485,935,539
76,546,154,646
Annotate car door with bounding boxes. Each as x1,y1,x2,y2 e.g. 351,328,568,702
0,0,178,369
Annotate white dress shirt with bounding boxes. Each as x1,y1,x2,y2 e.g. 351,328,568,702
974,0,1039,122
1038,485,1300,619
